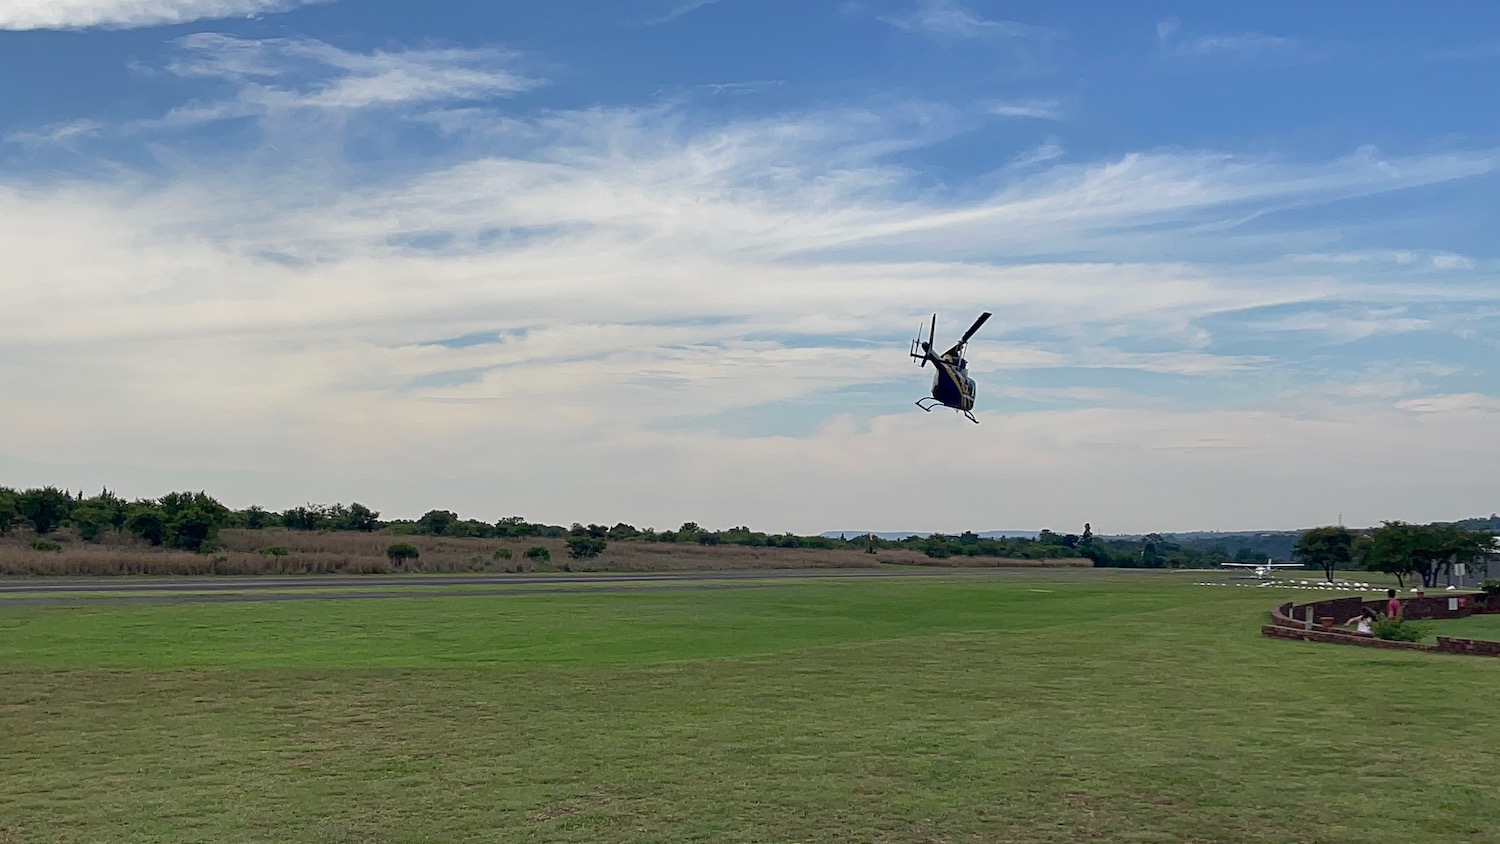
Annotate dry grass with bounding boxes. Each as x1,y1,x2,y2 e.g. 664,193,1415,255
0,528,1089,577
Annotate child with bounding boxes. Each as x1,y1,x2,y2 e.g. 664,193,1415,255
1346,607,1376,635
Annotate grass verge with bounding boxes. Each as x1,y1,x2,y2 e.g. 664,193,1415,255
1,574,1495,843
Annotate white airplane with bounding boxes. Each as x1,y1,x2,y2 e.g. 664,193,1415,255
1219,561,1304,580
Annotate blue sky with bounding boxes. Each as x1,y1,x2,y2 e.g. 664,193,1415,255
2,0,1498,533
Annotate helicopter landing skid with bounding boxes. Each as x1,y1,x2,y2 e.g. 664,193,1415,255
915,398,979,424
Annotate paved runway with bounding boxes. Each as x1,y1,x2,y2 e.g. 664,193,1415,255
0,567,1038,606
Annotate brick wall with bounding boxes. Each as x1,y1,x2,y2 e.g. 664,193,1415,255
1264,595,1500,659
1434,637,1500,657
1271,597,1363,630
1260,624,1429,652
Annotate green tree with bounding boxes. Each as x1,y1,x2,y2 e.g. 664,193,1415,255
607,522,640,540
1360,521,1424,587
338,502,381,532
0,488,20,536
416,509,458,536
1361,522,1494,588
69,504,111,541
169,505,222,552
1140,533,1166,568
17,486,74,535
1423,524,1494,587
281,504,329,531
240,505,275,529
126,505,168,547
386,542,420,568
1293,525,1357,582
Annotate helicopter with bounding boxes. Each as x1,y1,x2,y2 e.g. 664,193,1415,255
909,311,992,423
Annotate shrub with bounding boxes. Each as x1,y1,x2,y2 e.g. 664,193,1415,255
30,538,62,552
386,542,420,568
259,546,289,557
524,546,550,562
1483,579,1500,597
566,537,606,559
493,548,513,560
1371,617,1431,643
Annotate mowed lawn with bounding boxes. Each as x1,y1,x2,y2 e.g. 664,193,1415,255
1,573,1495,843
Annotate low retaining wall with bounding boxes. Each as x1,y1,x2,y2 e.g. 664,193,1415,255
1434,637,1500,657
1260,624,1428,651
1263,592,1500,658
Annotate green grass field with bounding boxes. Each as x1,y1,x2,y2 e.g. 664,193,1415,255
2,571,1496,843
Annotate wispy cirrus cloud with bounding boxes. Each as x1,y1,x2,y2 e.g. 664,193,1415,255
986,99,1063,120
879,0,1042,40
1156,17,1298,57
1397,393,1500,414
167,33,542,111
645,0,721,25
7,34,543,143
0,0,327,30
1289,250,1478,271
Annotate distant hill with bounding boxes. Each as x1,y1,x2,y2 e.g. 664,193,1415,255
821,531,1040,540
822,517,1498,564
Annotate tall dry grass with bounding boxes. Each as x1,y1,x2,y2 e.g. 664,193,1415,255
0,527,1090,577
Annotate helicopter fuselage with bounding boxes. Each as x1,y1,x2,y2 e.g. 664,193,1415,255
928,353,976,412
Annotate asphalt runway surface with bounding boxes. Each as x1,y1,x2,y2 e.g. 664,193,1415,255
0,567,1047,606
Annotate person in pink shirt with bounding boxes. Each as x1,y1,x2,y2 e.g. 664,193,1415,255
1385,589,1401,619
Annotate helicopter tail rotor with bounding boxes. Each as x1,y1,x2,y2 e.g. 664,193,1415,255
911,313,936,367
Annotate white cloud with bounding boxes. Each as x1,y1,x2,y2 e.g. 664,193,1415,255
1396,393,1500,414
1247,307,1432,343
1156,17,1299,58
987,99,1063,120
646,0,721,25
1288,249,1478,272
168,33,541,113
1008,137,1064,169
0,0,325,30
1181,33,1298,56
1430,253,1476,270
1155,18,1180,50
880,0,1041,40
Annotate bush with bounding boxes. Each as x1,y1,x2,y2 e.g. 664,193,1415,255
1483,579,1500,597
30,538,62,552
259,546,289,557
524,546,550,562
386,542,420,568
566,537,606,559
493,548,513,560
1371,617,1431,643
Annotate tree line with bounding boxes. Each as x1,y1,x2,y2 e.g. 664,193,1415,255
1,485,1494,581
1291,522,1496,588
